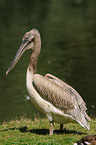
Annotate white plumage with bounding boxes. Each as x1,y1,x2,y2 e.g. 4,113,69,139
6,29,90,135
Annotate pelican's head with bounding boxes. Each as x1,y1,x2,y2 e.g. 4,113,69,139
6,29,41,75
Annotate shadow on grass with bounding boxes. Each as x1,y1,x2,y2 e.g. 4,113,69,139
19,127,49,135
19,126,86,135
1,126,86,135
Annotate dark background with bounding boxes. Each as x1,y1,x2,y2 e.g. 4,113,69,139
0,0,96,123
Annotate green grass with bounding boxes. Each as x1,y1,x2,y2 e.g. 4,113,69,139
0,117,96,145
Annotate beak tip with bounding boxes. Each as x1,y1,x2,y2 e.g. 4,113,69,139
6,71,8,75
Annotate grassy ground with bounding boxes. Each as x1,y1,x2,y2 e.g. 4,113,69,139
0,117,96,145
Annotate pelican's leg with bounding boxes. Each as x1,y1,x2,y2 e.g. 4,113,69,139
49,122,54,135
60,124,63,133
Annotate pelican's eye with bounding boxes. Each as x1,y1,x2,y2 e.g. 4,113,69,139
24,37,28,41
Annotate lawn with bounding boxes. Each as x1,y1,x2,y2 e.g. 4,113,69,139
0,117,96,145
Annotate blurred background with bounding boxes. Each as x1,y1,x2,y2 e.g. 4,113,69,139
0,0,96,124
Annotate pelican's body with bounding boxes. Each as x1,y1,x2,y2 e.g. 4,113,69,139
6,29,90,135
27,70,76,125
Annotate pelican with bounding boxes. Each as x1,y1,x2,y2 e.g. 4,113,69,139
6,29,90,135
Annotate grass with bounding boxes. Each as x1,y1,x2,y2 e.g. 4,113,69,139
0,116,96,145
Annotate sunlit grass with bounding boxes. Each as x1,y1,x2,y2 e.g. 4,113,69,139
0,117,96,145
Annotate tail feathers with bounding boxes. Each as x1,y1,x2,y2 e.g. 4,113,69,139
76,112,90,130
78,116,90,130
68,107,90,130
80,104,91,121
83,111,91,121
80,103,91,121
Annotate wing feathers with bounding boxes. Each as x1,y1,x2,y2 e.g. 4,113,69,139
45,73,90,120
33,74,77,111
33,74,90,128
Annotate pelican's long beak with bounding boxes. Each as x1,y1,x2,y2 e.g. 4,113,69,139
6,40,29,75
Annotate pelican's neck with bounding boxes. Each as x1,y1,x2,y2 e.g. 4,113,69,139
28,33,41,75
28,53,37,74
26,31,41,92
26,41,40,94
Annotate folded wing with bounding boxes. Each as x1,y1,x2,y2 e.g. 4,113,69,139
33,73,90,129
